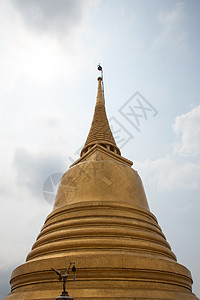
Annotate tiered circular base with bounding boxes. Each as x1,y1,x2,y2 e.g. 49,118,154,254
5,201,198,300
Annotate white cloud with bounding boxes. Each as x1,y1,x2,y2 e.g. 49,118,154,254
135,106,200,192
13,147,65,197
153,2,187,50
10,0,99,36
135,156,200,192
173,105,200,157
0,0,101,95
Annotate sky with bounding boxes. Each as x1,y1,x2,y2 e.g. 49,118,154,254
0,0,200,298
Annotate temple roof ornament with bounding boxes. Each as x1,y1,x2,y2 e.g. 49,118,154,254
81,65,121,157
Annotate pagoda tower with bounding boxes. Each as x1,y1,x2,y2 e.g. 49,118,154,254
5,68,199,300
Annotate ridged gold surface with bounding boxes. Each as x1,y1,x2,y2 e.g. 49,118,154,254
5,76,199,300
5,156,199,299
85,104,116,145
84,78,116,146
81,77,120,156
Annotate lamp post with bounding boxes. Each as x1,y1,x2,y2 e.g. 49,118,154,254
52,262,76,300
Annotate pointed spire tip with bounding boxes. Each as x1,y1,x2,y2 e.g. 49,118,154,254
80,69,121,157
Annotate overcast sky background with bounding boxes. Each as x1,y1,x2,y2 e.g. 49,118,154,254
0,0,200,299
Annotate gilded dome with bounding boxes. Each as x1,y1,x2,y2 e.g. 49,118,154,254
54,156,149,211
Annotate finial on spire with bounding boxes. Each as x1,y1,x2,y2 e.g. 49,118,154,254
97,64,102,71
79,65,121,158
97,63,105,102
97,63,103,79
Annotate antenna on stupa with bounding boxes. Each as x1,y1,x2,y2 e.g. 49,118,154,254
97,63,105,103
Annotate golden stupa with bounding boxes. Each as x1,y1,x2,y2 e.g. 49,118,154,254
5,69,199,300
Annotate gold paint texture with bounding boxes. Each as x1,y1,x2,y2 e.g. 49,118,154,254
5,76,199,300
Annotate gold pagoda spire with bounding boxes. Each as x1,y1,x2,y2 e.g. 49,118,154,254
5,67,199,300
81,66,121,156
